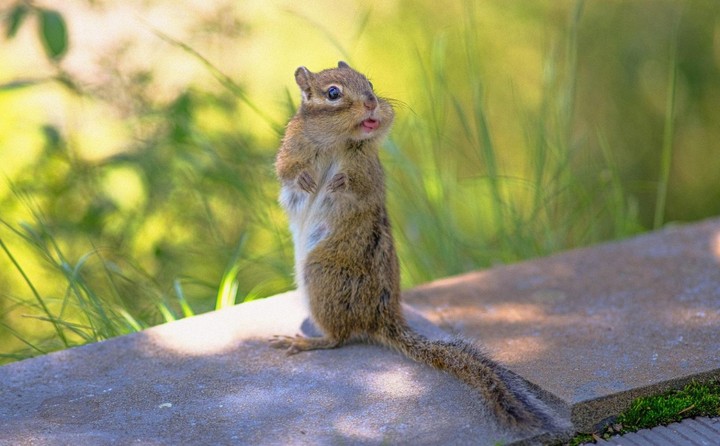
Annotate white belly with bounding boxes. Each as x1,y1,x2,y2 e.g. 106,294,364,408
279,161,340,292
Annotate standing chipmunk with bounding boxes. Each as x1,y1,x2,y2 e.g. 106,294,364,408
272,61,554,430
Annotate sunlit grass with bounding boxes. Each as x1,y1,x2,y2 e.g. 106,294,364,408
386,0,642,286
0,212,141,362
0,191,291,364
569,379,720,445
0,0,695,364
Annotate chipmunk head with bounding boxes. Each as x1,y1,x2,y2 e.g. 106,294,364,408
294,61,394,143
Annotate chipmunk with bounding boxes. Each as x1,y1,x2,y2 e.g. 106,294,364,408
271,61,554,431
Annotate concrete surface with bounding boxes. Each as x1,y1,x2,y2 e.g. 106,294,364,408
1,218,720,445
406,218,720,431
0,293,557,446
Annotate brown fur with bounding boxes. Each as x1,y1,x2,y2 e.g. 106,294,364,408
271,62,553,431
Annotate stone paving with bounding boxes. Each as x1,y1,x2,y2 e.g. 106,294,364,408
1,218,719,445
589,416,720,446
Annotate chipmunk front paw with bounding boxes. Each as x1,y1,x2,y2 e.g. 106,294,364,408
297,171,317,193
327,173,347,192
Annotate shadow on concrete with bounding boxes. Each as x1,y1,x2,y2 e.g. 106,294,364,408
0,293,539,445
405,218,720,430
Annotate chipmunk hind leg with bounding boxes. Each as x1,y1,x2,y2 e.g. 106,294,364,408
269,334,344,355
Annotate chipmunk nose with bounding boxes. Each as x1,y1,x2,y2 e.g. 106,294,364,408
363,92,377,111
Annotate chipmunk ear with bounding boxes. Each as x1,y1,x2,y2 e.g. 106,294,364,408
294,66,313,100
337,61,350,69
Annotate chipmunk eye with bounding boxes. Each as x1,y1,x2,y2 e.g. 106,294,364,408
326,86,341,101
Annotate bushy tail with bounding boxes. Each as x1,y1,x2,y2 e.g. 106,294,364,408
375,321,553,431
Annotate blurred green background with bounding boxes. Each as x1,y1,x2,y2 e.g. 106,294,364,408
1,0,718,364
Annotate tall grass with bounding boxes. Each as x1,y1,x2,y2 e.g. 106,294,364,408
653,13,680,230
386,0,642,286
0,192,288,364
0,208,142,362
1,0,680,364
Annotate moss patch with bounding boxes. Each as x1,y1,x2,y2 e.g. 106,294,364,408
568,379,720,445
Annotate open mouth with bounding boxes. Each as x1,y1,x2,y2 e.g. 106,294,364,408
361,119,380,132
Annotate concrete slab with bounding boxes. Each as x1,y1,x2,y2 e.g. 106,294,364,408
405,218,720,431
0,292,561,446
1,218,719,444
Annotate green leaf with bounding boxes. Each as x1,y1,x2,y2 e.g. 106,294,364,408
5,3,29,39
38,8,68,61
0,79,45,91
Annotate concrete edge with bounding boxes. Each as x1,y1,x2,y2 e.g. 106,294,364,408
570,369,720,432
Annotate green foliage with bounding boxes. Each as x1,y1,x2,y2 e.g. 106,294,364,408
5,3,28,39
0,35,294,362
1,1,718,364
3,2,68,62
385,1,643,284
38,8,67,61
0,212,146,361
567,433,594,446
653,13,680,230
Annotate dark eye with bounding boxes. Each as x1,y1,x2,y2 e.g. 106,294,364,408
327,86,341,100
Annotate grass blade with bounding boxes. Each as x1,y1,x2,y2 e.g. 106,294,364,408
0,237,68,346
653,13,681,229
